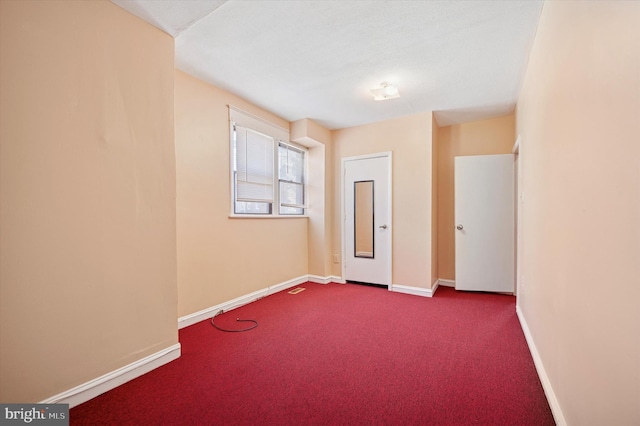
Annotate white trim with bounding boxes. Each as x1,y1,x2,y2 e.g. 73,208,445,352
229,119,236,217
179,288,268,329
341,152,393,286
512,134,521,154
516,305,567,426
269,275,309,294
308,275,345,284
308,274,331,284
390,284,437,298
341,151,393,162
228,214,309,219
515,134,523,299
41,343,181,408
178,275,308,329
179,275,348,329
228,105,289,141
340,160,346,283
437,278,456,288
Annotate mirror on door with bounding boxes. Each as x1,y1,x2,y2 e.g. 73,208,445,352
354,180,374,258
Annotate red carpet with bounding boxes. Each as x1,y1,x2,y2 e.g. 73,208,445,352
71,283,555,425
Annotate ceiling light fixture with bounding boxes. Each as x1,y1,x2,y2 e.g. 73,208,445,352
370,82,400,101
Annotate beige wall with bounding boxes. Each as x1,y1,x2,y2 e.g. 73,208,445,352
437,114,515,280
516,1,640,424
332,112,434,289
291,119,334,279
305,144,329,276
431,115,439,286
0,0,177,402
175,70,308,317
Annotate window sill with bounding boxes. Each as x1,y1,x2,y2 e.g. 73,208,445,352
229,214,309,219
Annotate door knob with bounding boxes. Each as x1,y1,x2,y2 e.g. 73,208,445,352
379,225,388,229
456,224,464,230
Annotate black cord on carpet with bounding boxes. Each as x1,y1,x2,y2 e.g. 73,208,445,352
211,310,258,332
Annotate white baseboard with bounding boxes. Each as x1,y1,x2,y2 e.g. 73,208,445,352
308,274,332,284
390,284,437,298
179,275,312,329
178,289,267,329
41,343,181,408
308,275,345,284
437,278,455,288
47,274,340,408
268,275,309,294
516,305,566,426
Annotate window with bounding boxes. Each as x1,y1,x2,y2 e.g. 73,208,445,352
230,106,306,216
279,143,305,215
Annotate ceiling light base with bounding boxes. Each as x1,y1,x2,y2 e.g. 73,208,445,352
370,82,400,101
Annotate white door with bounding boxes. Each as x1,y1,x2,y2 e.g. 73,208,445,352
455,154,514,293
343,153,392,286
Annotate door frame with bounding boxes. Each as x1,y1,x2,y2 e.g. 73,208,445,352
513,135,522,297
341,152,393,286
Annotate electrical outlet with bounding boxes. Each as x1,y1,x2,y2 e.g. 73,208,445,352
332,254,340,264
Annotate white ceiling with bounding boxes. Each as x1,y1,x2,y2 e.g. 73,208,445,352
112,0,544,129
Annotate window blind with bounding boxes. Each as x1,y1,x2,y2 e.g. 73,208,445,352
235,126,274,203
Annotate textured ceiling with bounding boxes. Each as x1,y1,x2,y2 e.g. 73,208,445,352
113,0,543,129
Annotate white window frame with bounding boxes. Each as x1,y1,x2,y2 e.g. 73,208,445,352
278,141,307,215
229,106,307,218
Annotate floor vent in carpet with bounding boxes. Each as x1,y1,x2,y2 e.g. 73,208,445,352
288,287,306,294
